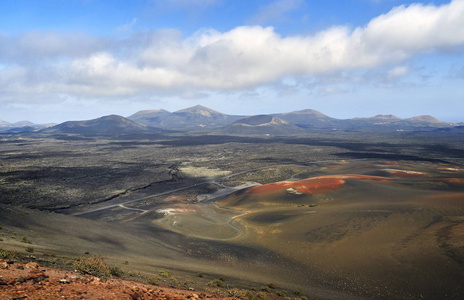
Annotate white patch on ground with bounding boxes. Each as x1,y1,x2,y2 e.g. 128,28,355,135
383,169,428,176
157,208,175,215
286,187,302,195
179,166,231,179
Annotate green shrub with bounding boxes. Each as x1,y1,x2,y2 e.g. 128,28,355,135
266,283,276,289
159,269,171,278
0,248,18,259
244,290,269,300
148,277,159,285
25,247,34,253
207,279,225,288
73,255,123,279
261,286,272,292
21,236,31,244
244,290,258,300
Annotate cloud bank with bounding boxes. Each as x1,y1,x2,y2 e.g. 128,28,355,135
1,0,464,102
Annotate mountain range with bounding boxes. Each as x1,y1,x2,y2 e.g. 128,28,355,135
1,105,462,136
127,105,243,129
0,120,56,133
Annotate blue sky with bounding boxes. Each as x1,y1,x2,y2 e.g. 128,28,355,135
0,0,463,123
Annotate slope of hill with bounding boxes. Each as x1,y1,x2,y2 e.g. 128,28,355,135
126,109,171,127
44,115,158,135
0,120,56,133
0,120,11,126
273,109,337,129
217,115,304,135
339,114,452,131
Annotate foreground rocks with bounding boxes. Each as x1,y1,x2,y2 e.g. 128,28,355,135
0,259,231,300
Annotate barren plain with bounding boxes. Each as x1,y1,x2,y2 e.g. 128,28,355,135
1,131,464,299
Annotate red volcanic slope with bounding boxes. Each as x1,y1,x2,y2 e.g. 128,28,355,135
248,174,390,195
437,178,464,184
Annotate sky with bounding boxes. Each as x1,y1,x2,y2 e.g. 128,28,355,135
1,0,463,123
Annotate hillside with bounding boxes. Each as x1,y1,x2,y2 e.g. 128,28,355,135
0,259,234,300
217,115,304,135
44,115,159,135
273,109,337,129
126,109,171,127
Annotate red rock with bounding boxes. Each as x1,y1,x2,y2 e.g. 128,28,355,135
25,262,39,269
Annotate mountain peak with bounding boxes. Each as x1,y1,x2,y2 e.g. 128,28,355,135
132,109,170,115
407,115,443,123
233,115,289,126
372,114,401,120
46,114,153,135
175,105,224,116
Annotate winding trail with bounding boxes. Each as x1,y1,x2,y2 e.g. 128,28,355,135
70,160,341,216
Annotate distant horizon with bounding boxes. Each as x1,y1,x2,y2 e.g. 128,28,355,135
1,1,463,124
1,104,463,125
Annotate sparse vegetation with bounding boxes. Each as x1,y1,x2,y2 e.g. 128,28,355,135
207,278,225,288
261,286,272,292
159,269,171,278
73,255,123,279
0,248,18,260
25,247,34,253
43,252,57,257
21,236,32,244
243,290,270,300
147,276,159,285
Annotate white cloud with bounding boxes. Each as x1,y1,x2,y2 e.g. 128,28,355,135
388,66,411,78
115,18,138,33
0,31,107,64
1,0,464,102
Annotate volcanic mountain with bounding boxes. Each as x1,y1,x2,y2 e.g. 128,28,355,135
126,109,171,127
218,115,304,135
338,114,452,131
0,120,56,132
128,105,243,130
44,115,158,135
273,109,338,129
